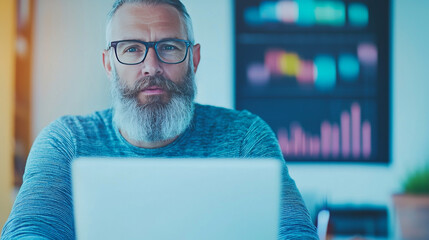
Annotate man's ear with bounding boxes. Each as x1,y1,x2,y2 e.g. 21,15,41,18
192,43,201,73
102,50,113,78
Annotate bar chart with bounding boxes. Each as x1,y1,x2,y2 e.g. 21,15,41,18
277,102,372,159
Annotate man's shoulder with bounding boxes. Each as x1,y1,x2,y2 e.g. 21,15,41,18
193,103,268,133
191,104,280,158
43,108,114,137
195,103,258,123
56,108,113,127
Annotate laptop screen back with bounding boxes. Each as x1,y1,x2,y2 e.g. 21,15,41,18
72,157,282,240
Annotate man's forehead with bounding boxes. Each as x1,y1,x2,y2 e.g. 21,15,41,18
110,3,186,40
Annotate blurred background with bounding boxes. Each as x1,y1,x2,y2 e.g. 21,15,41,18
1,0,428,239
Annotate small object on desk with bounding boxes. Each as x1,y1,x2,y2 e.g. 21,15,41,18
317,209,330,240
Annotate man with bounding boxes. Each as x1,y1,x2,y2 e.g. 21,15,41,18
1,0,318,239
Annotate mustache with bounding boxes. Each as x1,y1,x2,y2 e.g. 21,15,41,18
119,75,183,99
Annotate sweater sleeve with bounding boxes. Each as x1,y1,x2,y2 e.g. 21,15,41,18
240,114,319,240
1,119,76,240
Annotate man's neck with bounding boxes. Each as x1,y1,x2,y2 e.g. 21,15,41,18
119,129,178,149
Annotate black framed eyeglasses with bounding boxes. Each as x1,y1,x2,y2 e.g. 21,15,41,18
108,38,192,65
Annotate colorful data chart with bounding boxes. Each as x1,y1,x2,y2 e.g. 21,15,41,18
236,0,390,163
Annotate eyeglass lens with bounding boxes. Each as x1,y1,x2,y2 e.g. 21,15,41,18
115,40,188,64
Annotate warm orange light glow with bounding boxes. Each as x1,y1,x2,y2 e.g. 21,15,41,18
0,0,16,231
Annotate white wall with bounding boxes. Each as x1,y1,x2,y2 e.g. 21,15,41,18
391,0,429,177
184,0,234,109
32,0,429,238
32,0,112,137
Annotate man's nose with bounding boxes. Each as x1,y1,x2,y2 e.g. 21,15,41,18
141,48,163,76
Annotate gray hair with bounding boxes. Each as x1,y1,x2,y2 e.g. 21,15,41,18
105,0,195,48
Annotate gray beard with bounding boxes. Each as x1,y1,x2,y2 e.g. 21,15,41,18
110,66,196,144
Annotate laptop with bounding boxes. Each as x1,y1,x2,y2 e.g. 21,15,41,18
72,157,282,240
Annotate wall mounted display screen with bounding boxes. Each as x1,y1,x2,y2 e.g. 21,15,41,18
235,0,390,163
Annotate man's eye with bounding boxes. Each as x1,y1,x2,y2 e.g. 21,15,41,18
125,47,139,53
121,44,144,54
161,45,178,51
